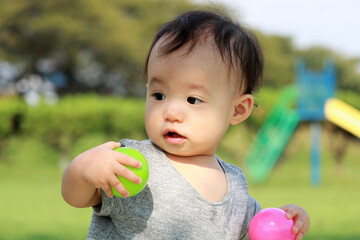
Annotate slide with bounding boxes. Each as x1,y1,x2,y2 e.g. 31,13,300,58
244,86,300,183
324,98,360,138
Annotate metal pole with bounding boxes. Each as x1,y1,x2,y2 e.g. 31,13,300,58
310,122,322,186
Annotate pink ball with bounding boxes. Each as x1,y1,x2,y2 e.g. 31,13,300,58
249,208,295,240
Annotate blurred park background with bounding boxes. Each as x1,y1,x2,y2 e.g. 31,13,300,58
0,0,359,239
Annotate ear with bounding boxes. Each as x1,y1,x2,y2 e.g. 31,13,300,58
230,94,254,125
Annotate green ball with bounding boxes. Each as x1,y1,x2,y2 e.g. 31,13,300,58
111,147,149,198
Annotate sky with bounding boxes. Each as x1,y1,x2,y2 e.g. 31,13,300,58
194,0,360,58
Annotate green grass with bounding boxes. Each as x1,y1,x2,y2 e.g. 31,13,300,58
219,123,360,240
1,125,359,239
0,137,93,239
249,185,360,240
0,174,91,239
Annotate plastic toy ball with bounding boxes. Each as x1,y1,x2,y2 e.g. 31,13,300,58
111,147,149,198
249,208,295,240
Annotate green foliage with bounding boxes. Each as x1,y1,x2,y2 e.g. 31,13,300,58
256,33,296,88
0,97,26,136
24,95,146,152
0,95,146,157
0,0,359,95
253,32,360,93
0,0,197,94
296,47,335,71
2,88,359,156
337,89,360,109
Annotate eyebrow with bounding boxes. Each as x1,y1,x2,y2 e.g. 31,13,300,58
148,77,164,86
187,83,209,95
148,77,209,95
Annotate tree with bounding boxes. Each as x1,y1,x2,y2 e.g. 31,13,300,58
0,0,196,95
1,1,359,95
256,32,296,88
255,31,360,93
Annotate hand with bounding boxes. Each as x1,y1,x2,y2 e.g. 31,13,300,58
75,141,142,198
280,204,310,240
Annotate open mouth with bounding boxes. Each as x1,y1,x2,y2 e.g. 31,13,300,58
164,130,186,144
166,131,183,138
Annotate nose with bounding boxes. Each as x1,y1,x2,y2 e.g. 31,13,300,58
164,101,184,123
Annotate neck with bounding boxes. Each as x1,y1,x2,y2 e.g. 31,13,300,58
165,152,218,167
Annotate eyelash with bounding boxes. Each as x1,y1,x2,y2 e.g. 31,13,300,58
187,97,202,105
152,93,202,105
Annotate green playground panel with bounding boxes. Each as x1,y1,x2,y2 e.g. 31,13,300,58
245,86,300,183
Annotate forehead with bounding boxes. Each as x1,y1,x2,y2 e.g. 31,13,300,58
149,36,237,82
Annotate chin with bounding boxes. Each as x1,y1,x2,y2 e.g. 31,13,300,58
165,145,214,158
156,142,193,157
151,136,214,157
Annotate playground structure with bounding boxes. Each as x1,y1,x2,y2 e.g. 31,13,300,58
245,60,360,185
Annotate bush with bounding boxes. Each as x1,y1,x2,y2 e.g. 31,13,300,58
1,95,146,156
0,97,26,137
1,89,359,156
25,95,146,151
337,89,360,109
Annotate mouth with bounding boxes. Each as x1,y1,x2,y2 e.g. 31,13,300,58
163,129,186,144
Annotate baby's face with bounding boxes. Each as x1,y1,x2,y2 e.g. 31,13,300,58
145,37,239,157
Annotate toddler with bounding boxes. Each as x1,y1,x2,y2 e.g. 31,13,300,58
62,10,310,240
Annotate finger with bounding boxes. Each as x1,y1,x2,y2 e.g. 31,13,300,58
292,219,304,234
279,204,292,212
295,231,304,240
101,141,121,150
102,184,114,198
109,175,129,198
114,163,142,184
284,205,298,219
115,152,142,168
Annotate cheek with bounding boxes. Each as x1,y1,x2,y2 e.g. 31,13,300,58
192,109,230,138
145,103,161,134
145,105,154,128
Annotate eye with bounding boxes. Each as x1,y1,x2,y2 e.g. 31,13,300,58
187,97,202,105
152,92,165,101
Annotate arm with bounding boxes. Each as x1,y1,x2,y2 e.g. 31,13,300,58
239,196,261,240
61,141,142,208
280,204,310,240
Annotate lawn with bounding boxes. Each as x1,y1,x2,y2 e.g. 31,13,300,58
0,137,94,239
1,124,359,239
0,172,91,239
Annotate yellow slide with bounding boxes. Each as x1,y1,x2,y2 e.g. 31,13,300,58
324,98,360,138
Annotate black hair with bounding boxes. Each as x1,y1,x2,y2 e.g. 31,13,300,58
144,10,263,94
